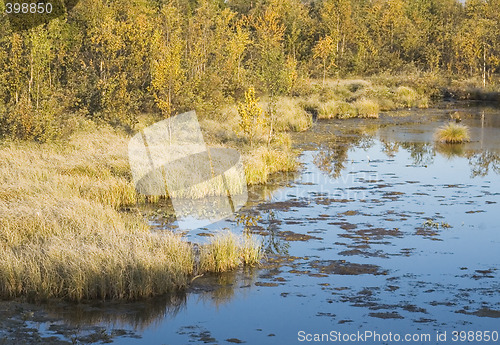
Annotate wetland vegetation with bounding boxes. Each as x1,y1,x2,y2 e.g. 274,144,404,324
0,0,500,343
435,122,471,143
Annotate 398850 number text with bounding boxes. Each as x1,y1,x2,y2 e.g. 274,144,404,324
5,2,53,14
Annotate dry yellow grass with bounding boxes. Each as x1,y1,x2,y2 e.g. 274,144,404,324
0,126,263,301
199,231,262,273
434,122,471,144
244,145,297,185
271,97,312,132
355,98,380,118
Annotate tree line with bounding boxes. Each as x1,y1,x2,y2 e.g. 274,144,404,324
0,0,499,141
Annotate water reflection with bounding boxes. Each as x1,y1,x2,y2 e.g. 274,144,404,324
261,210,290,255
20,103,500,344
312,108,500,179
313,134,366,179
400,142,435,166
467,151,500,177
192,269,257,308
43,293,186,330
40,268,256,334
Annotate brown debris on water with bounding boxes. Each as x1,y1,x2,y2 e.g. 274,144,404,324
309,260,388,276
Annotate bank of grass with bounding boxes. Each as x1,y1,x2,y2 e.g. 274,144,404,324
294,78,430,120
435,122,471,144
265,97,312,132
201,104,300,185
0,126,263,301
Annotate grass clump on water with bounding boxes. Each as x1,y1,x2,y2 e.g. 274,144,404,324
200,231,263,273
434,122,471,144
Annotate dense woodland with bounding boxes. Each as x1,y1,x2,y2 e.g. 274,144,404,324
0,0,499,141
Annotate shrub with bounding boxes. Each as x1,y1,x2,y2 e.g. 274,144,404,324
238,87,264,146
0,97,65,142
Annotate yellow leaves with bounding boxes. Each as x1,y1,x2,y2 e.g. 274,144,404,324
313,35,337,83
237,87,264,146
254,8,285,45
313,35,335,61
150,3,185,117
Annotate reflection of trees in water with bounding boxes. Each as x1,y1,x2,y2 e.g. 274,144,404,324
467,151,500,177
262,210,290,255
434,144,500,177
313,134,369,179
314,145,349,178
313,132,500,179
381,140,400,158
399,142,435,166
44,292,187,330
236,209,290,255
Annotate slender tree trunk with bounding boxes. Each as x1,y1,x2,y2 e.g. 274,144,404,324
36,76,39,110
323,59,326,86
482,43,486,88
29,50,33,105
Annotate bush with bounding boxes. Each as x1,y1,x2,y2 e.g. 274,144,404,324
0,97,65,142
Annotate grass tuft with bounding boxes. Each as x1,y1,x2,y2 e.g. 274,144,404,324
244,145,297,185
272,97,312,132
199,231,263,273
354,98,380,118
334,101,357,119
395,86,428,108
434,123,471,144
318,100,337,119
